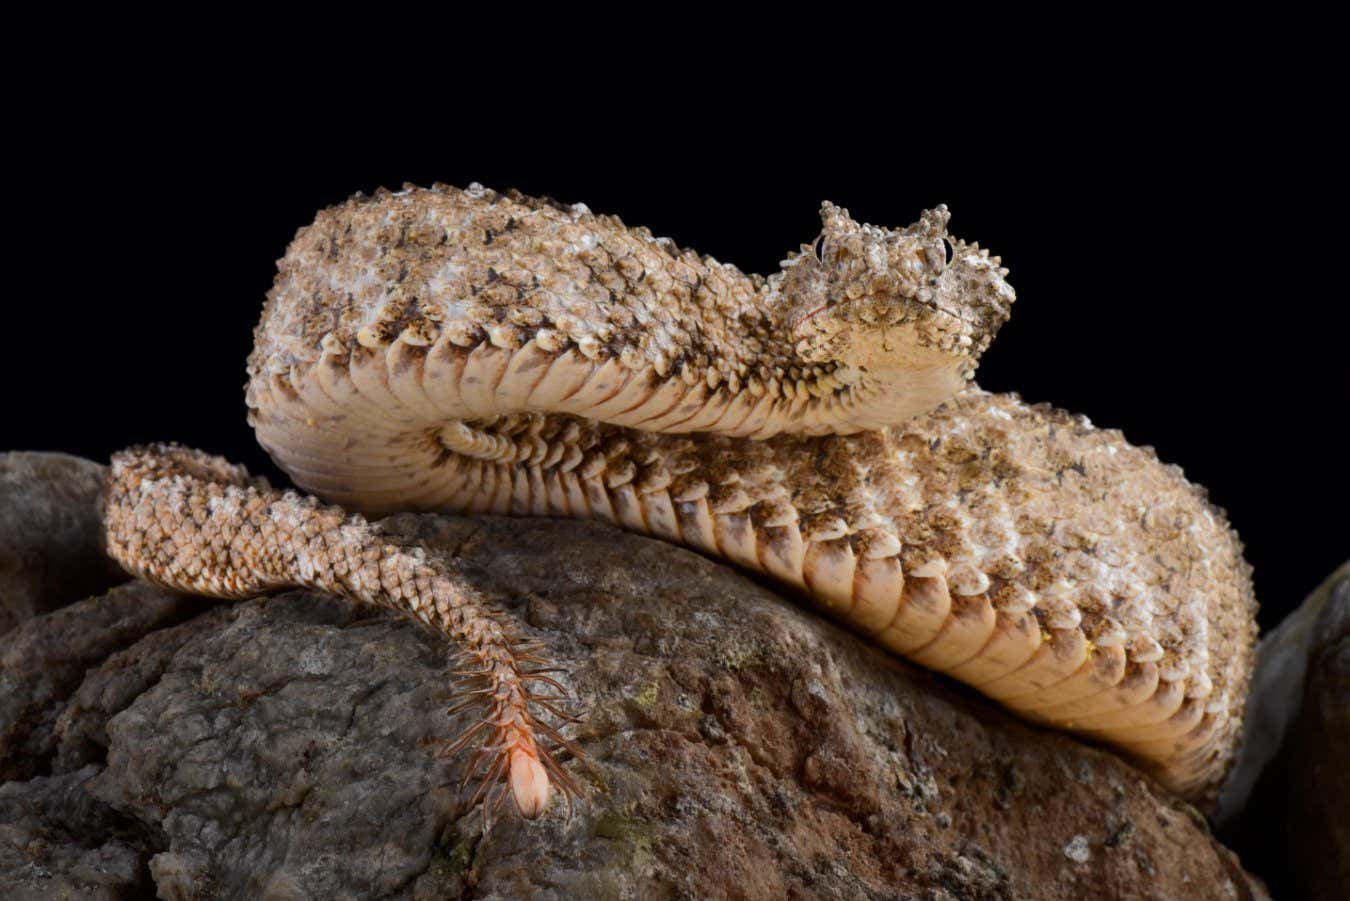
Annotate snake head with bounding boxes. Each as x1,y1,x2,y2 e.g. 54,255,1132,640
777,203,1015,380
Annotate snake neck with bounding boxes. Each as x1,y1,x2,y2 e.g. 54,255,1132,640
250,184,1009,440
807,334,974,433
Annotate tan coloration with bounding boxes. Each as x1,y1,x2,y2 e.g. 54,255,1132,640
104,444,581,820
249,183,1012,437
110,184,1256,815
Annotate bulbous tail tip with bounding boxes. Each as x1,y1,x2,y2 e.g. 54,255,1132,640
509,746,552,819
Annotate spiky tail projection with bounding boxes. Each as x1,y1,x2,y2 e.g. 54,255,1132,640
104,444,580,819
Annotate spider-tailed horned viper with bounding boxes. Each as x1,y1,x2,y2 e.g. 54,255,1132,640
105,182,1257,820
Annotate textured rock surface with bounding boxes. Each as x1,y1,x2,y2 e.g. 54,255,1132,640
0,494,1267,898
1287,570,1350,898
1217,561,1350,824
0,765,157,899
0,582,208,782
1225,564,1348,900
0,452,126,636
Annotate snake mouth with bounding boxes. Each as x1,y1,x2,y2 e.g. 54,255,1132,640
788,301,835,335
789,295,973,340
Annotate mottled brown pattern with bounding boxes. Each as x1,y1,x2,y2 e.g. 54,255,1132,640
106,184,1256,817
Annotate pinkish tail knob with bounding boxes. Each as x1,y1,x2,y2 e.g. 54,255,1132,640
509,746,552,818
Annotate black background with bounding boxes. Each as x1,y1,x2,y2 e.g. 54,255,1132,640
6,44,1344,633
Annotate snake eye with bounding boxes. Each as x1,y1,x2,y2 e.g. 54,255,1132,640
924,240,953,273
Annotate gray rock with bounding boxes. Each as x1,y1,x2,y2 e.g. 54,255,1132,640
0,508,1268,899
0,581,209,782
1217,561,1350,823
0,765,154,900
1220,562,1349,899
0,452,126,636
1282,565,1349,898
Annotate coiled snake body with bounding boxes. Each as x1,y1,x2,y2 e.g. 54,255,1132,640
106,183,1257,818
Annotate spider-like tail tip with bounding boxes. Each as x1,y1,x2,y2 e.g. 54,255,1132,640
509,745,552,819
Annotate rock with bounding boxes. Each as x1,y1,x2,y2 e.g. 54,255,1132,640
0,452,127,636
0,504,1267,899
1286,567,1350,897
1220,562,1349,899
0,765,155,899
0,581,210,782
1217,561,1350,824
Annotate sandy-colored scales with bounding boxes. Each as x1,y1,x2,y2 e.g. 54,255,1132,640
1109,705,1212,751
974,628,1092,702
994,641,1129,709
882,576,959,654
105,445,574,819
942,610,1045,685
1068,676,1190,734
846,555,905,635
801,538,858,614
906,591,1000,671
1014,644,1130,719
110,183,1257,821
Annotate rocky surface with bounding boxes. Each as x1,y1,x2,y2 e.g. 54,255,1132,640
0,765,157,899
1218,561,1350,825
1224,564,1349,900
1287,569,1350,898
0,452,127,636
0,582,211,783
0,453,1269,899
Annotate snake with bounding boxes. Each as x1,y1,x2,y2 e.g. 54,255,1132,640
104,182,1257,819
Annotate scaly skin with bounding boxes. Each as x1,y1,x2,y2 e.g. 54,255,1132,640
105,444,575,818
105,183,1257,818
